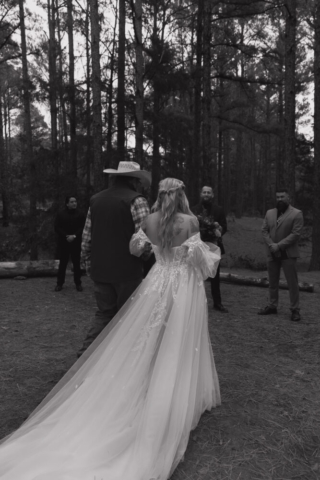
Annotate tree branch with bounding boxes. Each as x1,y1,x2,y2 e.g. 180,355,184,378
0,22,21,51
211,73,282,86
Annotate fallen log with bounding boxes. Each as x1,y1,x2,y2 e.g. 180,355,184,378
220,272,314,293
0,262,315,292
0,260,59,279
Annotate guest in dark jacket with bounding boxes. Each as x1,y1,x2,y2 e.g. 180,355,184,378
54,196,86,292
191,186,229,313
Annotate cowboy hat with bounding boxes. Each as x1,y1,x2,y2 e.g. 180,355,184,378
103,161,151,187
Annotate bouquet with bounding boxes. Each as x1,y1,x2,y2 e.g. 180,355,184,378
197,214,222,243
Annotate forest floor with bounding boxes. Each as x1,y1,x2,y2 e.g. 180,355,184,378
0,217,319,479
1,271,319,479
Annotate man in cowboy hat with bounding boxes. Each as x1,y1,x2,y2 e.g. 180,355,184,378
78,161,152,356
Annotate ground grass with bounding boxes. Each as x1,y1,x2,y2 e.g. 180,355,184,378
1,269,319,479
173,274,320,480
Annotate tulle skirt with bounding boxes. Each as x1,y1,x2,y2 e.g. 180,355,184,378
0,266,220,480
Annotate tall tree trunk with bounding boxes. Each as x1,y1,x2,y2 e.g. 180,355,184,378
90,0,103,190
309,1,320,271
265,86,272,205
250,136,257,215
217,75,224,205
47,0,58,151
0,88,9,226
55,0,69,174
117,0,126,161
191,0,204,204
222,129,230,214
234,131,243,218
4,82,13,196
283,0,297,201
85,0,91,202
47,0,59,204
202,0,211,188
56,0,68,175
277,57,285,187
185,9,195,201
47,0,58,149
217,121,223,204
262,136,269,214
131,0,144,166
234,23,245,218
151,86,160,202
106,3,118,169
19,0,38,259
67,0,77,191
151,2,160,201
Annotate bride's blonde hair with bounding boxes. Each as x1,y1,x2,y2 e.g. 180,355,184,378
152,178,193,249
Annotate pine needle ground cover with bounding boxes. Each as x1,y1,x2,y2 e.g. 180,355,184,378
0,271,319,480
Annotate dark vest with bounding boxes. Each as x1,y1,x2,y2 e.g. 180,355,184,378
90,186,144,283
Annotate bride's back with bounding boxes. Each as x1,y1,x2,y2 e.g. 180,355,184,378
145,177,199,250
144,212,197,248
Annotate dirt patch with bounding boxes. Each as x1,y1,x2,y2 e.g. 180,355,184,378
1,269,319,479
174,270,320,480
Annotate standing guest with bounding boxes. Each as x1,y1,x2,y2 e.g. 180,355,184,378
54,196,85,292
78,161,152,356
192,186,229,313
259,187,304,322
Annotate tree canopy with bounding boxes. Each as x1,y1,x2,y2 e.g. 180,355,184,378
0,0,319,268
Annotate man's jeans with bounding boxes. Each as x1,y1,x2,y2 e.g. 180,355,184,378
267,258,299,311
78,278,142,356
209,264,222,306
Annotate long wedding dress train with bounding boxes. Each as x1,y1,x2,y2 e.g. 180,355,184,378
0,231,221,480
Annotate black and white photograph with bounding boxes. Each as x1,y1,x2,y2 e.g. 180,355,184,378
0,0,319,479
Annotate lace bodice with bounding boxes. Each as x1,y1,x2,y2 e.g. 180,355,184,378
129,229,221,353
130,229,220,288
153,242,188,266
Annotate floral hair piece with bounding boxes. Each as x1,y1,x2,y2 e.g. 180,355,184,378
160,183,185,195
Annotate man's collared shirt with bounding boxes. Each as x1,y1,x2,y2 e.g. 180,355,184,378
81,196,150,264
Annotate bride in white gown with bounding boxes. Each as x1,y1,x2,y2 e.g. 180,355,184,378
0,178,221,480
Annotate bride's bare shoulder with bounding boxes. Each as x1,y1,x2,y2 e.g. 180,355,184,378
145,212,160,224
143,212,160,230
177,213,197,221
188,215,200,234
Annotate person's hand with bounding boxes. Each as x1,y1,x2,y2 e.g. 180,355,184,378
66,235,76,243
141,242,152,260
269,243,279,253
213,222,222,237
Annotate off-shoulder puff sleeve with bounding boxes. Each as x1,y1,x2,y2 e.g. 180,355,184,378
185,233,221,280
129,228,151,257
